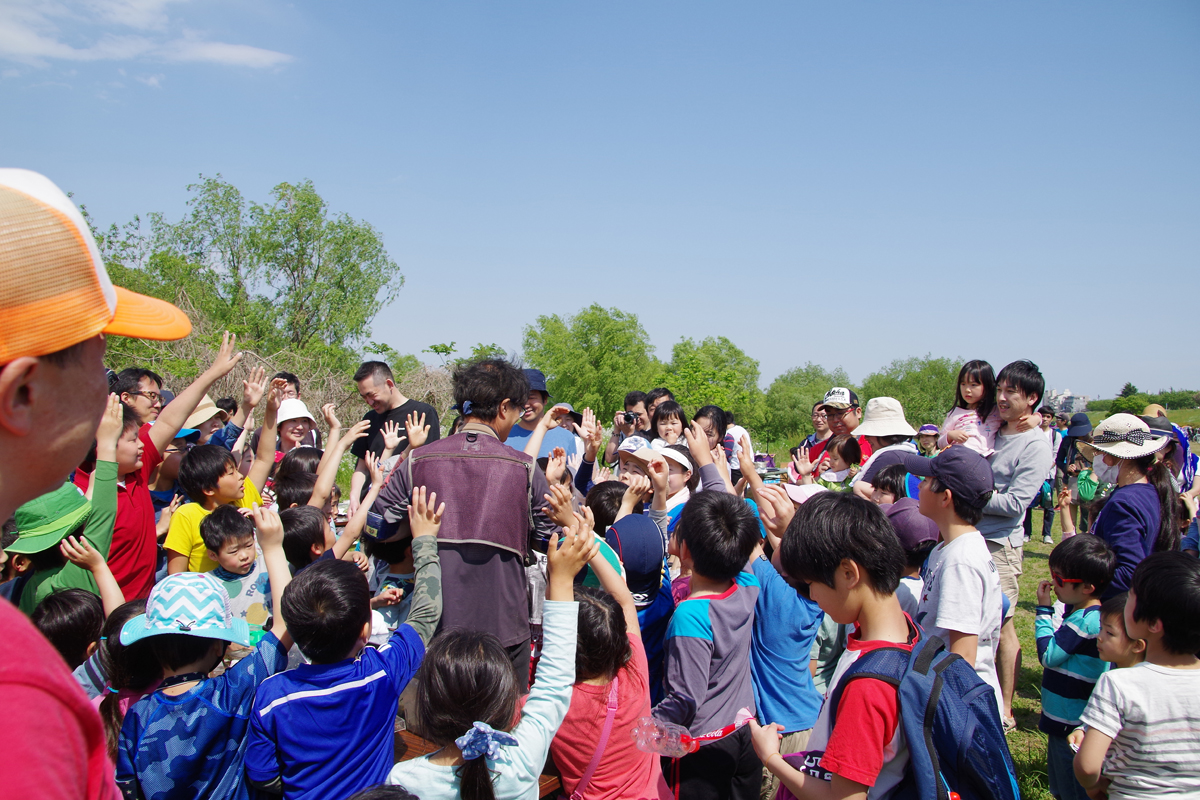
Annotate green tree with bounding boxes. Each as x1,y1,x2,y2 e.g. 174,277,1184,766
1110,393,1151,415
1119,382,1139,398
759,363,853,444
661,336,763,426
363,342,421,377
523,304,662,419
858,354,960,429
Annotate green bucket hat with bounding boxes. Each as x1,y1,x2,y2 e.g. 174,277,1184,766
8,482,92,555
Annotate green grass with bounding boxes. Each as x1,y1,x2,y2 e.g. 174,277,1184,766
1009,509,1064,800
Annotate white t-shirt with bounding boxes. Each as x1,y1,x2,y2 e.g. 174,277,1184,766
896,575,923,619
1079,662,1200,798
915,530,1003,716
727,424,750,471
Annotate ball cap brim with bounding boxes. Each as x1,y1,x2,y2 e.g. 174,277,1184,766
104,286,193,341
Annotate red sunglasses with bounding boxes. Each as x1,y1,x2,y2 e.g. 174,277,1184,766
1052,571,1083,586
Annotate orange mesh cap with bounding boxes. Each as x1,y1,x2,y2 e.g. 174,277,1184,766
0,169,191,362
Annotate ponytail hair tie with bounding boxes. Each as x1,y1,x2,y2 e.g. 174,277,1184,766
460,400,473,416
455,721,517,761
105,686,120,694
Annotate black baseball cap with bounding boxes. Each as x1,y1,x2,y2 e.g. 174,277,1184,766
899,448,995,509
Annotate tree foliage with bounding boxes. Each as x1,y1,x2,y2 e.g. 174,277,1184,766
661,336,762,426
858,355,961,429
523,304,663,419
1119,382,1139,398
758,363,853,445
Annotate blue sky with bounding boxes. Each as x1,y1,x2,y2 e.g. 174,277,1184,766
4,1,1198,399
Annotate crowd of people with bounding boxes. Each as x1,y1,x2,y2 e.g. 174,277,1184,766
3,167,1200,800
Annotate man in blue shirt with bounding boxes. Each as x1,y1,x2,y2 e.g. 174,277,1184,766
503,368,578,459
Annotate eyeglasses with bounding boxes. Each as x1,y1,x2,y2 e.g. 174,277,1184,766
811,413,827,420
823,408,854,420
132,390,162,404
1051,571,1083,586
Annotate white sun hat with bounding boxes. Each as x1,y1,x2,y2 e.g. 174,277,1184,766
851,397,917,439
1078,413,1171,461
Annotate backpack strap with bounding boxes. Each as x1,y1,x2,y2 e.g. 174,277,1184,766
569,675,620,800
827,619,925,722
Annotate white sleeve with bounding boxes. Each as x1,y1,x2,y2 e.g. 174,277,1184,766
509,600,579,782
1079,671,1123,740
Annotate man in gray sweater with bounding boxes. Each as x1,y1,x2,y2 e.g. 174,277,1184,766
978,360,1053,728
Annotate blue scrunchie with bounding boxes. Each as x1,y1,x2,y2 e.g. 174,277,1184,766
460,400,473,416
455,721,517,761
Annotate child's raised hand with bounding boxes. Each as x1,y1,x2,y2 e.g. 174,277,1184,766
573,506,598,543
542,483,575,528
757,484,795,542
792,445,814,478
366,450,385,489
1037,580,1055,607
546,524,600,587
372,586,404,608
265,378,289,413
322,402,342,431
339,419,371,450
748,719,784,764
95,393,124,453
566,452,583,475
645,455,669,495
207,331,244,379
405,411,430,450
623,474,652,506
545,447,567,486
242,366,267,409
59,535,104,571
683,421,714,467
409,486,445,539
381,420,403,452
251,505,285,550
594,464,613,483
580,408,597,440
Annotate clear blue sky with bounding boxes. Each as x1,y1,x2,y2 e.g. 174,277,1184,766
4,2,1198,399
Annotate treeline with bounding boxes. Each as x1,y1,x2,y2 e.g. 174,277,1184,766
1087,387,1199,415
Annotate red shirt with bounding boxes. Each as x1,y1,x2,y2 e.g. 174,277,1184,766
73,424,162,600
807,434,873,469
551,635,672,800
0,599,120,800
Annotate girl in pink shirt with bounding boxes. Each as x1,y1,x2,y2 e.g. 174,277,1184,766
939,360,1002,456
551,546,671,800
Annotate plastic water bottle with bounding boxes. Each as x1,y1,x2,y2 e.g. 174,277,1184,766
630,716,698,758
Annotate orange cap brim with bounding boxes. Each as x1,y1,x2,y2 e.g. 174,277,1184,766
102,286,192,341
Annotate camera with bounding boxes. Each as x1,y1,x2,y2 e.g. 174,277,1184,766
622,412,638,425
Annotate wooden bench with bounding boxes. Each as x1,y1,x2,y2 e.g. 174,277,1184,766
394,722,562,798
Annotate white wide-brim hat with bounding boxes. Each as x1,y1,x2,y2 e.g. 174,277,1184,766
1078,413,1170,461
852,397,917,439
277,398,316,425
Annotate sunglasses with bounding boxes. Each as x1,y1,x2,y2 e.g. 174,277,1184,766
1052,571,1083,586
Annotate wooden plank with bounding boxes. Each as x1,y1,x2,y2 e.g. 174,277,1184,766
393,723,561,798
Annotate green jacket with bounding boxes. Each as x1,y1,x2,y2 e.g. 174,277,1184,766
20,460,119,615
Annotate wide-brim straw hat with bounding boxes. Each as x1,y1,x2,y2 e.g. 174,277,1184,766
1077,413,1170,461
852,397,917,438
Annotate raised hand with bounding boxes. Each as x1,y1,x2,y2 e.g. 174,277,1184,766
251,504,285,551
683,421,714,467
207,331,244,379
96,393,124,456
791,445,815,478
409,485,445,538
242,366,267,409
757,484,796,545
580,408,597,441
594,464,613,483
59,535,105,571
322,402,342,432
339,419,371,450
623,474,652,507
381,420,403,453
546,522,600,586
265,378,289,414
545,446,567,486
543,483,575,528
366,450,385,487
405,410,430,450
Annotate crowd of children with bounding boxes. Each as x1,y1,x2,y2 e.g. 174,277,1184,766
4,172,1200,800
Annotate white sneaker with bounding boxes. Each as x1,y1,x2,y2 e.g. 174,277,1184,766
1042,535,1054,545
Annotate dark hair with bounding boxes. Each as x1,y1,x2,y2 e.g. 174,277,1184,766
1130,551,1200,655
281,558,371,663
905,540,937,570
1127,453,1182,553
451,358,529,422
345,788,419,800
276,447,324,481
693,405,728,443
645,388,674,408
214,396,238,416
178,445,238,503
353,361,394,385
574,585,631,681
872,464,908,500
624,391,648,410
585,481,632,535
149,632,222,672
200,504,255,553
926,474,987,525
665,445,700,491
30,588,104,669
112,367,164,399
1099,592,1128,625
953,360,997,422
651,401,688,439
676,492,759,582
825,434,862,467
274,472,318,509
1048,534,1116,597
1038,405,1055,417
97,600,158,761
780,492,904,596
272,371,301,393
724,410,737,425
281,505,328,570
995,360,1044,410
362,534,413,565
415,629,521,800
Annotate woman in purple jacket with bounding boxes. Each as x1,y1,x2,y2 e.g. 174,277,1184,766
1082,414,1179,599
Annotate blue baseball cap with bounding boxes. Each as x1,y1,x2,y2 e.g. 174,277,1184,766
899,447,995,509
605,514,665,607
523,369,551,397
